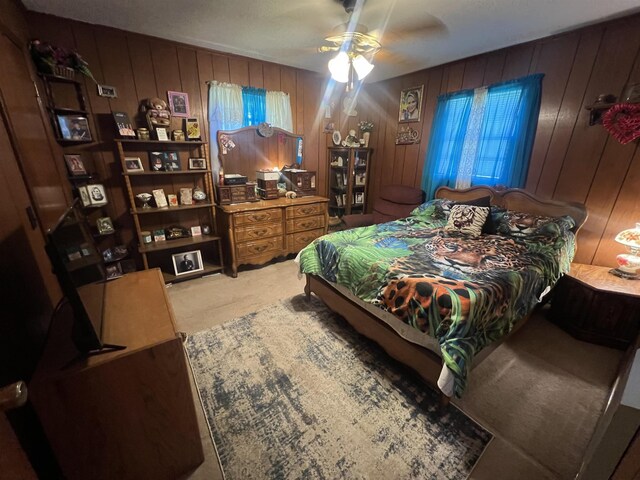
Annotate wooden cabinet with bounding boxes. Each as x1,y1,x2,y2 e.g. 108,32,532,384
116,139,224,283
29,269,204,480
548,263,640,349
217,196,329,277
328,147,372,217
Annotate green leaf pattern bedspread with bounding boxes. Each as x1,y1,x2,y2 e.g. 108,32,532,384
298,200,576,397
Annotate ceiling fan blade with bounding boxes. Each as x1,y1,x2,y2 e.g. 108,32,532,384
370,15,448,45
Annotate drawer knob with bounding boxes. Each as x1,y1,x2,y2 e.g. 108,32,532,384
251,213,269,221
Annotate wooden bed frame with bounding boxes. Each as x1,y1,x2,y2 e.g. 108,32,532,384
304,186,588,400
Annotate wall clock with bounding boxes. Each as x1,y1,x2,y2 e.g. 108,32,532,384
257,122,274,137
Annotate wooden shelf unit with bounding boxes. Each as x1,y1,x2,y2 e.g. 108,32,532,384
116,140,224,283
328,147,372,217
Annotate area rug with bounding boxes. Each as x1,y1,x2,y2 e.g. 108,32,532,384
185,295,492,479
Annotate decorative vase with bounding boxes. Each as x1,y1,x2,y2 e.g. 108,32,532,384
363,131,370,147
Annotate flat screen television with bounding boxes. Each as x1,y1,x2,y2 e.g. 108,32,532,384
45,199,114,353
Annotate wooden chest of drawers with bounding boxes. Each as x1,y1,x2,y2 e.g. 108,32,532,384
216,184,257,204
216,196,329,277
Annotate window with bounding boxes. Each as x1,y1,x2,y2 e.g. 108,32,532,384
421,74,543,199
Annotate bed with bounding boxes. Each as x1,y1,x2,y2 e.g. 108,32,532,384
298,186,587,400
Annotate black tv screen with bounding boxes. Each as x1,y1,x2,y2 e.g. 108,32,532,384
45,200,107,353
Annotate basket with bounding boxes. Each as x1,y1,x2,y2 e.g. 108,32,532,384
53,65,76,79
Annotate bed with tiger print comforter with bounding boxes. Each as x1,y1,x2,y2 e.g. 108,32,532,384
297,199,576,397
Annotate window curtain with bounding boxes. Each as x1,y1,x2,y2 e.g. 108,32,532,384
266,91,293,132
208,81,243,178
421,74,544,199
242,86,266,126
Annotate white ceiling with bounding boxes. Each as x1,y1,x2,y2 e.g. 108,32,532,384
22,0,640,83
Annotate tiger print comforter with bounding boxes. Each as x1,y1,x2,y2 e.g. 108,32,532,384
298,199,576,397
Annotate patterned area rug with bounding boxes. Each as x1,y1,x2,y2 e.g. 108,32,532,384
185,295,492,479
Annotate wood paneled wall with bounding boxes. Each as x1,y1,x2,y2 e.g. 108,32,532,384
26,11,640,267
358,14,640,267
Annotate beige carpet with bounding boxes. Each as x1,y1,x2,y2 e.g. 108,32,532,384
169,260,623,480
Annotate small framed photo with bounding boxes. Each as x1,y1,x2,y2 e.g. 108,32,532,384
188,158,206,170
163,152,180,171
87,184,107,206
149,151,165,171
155,127,169,141
152,188,168,208
355,173,366,185
191,225,202,236
105,262,123,280
124,157,144,173
167,194,178,207
184,117,201,140
57,115,92,141
97,84,118,98
153,229,166,242
398,85,424,123
172,250,203,276
355,192,364,204
64,154,87,176
179,187,193,205
96,216,115,235
167,91,190,117
78,186,91,207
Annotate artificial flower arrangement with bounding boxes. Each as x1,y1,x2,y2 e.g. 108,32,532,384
29,39,96,82
358,120,374,132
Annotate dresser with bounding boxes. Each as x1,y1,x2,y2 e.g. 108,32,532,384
216,196,329,277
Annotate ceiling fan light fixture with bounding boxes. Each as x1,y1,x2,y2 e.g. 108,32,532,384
352,54,374,80
328,51,350,83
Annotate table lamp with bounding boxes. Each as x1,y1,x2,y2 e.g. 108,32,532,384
610,222,640,279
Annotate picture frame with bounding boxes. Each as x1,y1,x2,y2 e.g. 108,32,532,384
179,187,193,205
56,115,92,141
155,127,169,141
87,184,107,206
149,151,165,171
188,157,207,170
97,84,118,98
124,157,144,173
96,216,115,235
163,152,180,171
355,192,364,204
332,130,342,146
152,188,168,208
398,85,424,123
167,91,190,118
190,225,202,236
172,250,204,276
64,154,87,176
184,117,201,141
112,111,136,138
77,186,91,207
105,262,123,280
167,194,178,207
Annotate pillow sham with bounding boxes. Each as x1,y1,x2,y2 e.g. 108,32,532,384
444,204,490,236
495,210,572,238
454,196,496,234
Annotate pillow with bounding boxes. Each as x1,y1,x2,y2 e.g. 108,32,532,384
496,210,556,237
453,196,495,234
444,204,490,236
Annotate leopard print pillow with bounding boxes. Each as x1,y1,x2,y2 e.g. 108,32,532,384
443,204,489,236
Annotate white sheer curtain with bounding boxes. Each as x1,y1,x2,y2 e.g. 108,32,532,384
265,91,293,132
208,81,243,179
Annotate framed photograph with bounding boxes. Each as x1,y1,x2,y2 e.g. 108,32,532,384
398,85,424,123
167,91,190,117
188,157,206,170
355,192,364,204
124,157,144,173
172,250,203,276
149,151,165,171
355,173,366,186
153,229,166,242
152,188,168,208
105,262,123,280
167,194,178,207
163,152,180,171
156,127,169,141
97,84,118,98
184,117,201,140
112,111,136,138
64,154,87,176
77,186,91,207
87,184,107,206
191,225,202,236
332,130,341,146
57,115,92,141
179,187,193,205
96,216,115,235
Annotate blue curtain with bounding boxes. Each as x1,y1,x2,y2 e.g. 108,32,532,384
242,86,266,126
421,74,543,199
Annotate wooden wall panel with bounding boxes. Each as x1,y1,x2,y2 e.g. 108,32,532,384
364,13,640,267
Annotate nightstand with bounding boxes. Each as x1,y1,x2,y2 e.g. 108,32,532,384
548,263,640,349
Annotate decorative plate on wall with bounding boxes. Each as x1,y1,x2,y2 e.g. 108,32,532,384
257,122,274,137
332,130,342,146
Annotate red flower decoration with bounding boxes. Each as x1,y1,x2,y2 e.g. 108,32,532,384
602,103,640,145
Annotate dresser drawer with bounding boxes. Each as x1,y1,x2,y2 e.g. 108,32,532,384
287,228,325,252
236,237,284,261
234,208,282,226
286,203,325,219
235,222,283,243
286,214,325,233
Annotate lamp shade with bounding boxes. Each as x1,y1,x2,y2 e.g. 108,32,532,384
328,52,349,83
615,223,640,249
352,55,374,80
612,222,640,278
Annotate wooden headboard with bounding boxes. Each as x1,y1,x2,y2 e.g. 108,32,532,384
435,186,588,233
